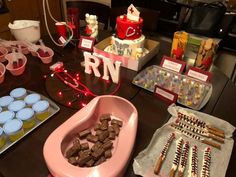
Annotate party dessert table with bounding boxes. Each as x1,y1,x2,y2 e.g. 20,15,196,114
0,31,235,177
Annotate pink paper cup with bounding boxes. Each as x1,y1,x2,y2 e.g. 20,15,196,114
55,22,67,39
0,47,8,63
37,47,54,64
5,53,27,76
0,63,6,84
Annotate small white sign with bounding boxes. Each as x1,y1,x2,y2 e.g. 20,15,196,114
155,87,175,101
162,59,182,73
81,38,93,49
188,69,208,82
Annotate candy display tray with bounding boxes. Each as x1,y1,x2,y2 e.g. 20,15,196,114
0,90,60,155
132,65,213,110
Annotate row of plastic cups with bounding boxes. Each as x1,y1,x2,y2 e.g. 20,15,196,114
0,42,30,61
0,88,40,110
0,100,51,146
0,99,50,122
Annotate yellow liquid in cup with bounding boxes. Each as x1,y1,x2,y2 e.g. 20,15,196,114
22,119,36,129
8,129,24,142
0,137,6,148
36,111,51,121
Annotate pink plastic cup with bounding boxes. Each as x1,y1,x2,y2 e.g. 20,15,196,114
37,46,54,64
0,63,6,84
0,47,8,62
5,53,27,76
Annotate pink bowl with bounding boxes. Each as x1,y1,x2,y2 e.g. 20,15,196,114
0,63,6,84
0,47,8,62
37,46,54,64
5,53,27,76
43,95,138,177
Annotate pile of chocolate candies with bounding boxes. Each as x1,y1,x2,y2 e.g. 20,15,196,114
65,114,123,167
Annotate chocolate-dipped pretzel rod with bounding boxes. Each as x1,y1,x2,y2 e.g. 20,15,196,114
175,120,224,143
189,145,198,177
171,124,221,150
168,137,184,177
177,111,225,138
177,141,190,177
201,147,211,177
154,133,175,175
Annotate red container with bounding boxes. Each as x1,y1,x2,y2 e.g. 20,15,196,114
116,15,143,40
67,7,80,40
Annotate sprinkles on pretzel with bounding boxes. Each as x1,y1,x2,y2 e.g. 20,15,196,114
177,141,190,177
177,110,225,138
188,145,198,177
175,120,224,143
168,137,184,177
170,124,221,150
201,147,211,177
154,133,175,174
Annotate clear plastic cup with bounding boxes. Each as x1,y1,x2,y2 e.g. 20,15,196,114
24,93,41,107
0,63,6,84
3,119,24,142
0,110,15,125
37,46,54,64
0,96,14,110
8,100,26,112
16,108,36,129
32,100,50,121
10,88,27,100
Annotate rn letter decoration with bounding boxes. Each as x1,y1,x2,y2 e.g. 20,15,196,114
84,52,121,84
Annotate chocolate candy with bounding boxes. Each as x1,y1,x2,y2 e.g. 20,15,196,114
86,134,98,143
111,119,123,127
108,126,115,132
100,114,111,122
91,142,103,152
68,157,77,165
94,124,101,131
112,124,120,136
65,116,123,168
94,156,106,166
78,154,92,167
105,150,112,158
98,131,109,142
66,146,79,158
79,129,91,139
95,130,103,136
80,142,89,150
102,140,113,150
79,149,91,157
86,159,95,167
109,132,116,140
100,120,109,130
92,147,105,160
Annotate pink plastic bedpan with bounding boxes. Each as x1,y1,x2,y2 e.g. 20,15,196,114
43,95,138,177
